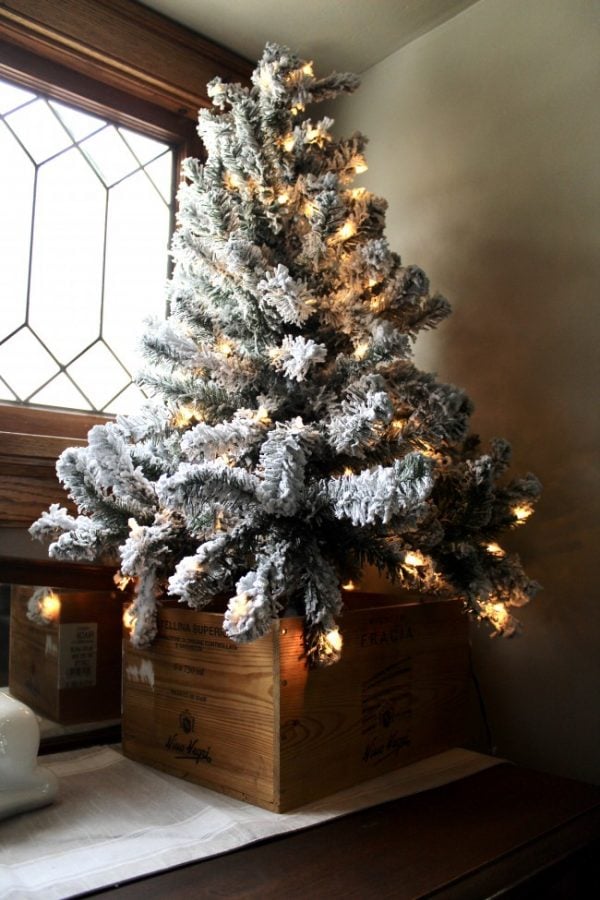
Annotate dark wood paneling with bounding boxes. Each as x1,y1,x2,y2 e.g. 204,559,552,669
0,0,252,117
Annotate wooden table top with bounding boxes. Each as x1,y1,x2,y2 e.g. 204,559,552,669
83,763,600,899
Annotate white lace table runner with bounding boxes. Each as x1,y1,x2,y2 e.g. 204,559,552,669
0,747,500,899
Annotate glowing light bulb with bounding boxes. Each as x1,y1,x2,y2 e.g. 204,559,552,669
482,601,511,632
216,340,232,357
123,604,136,633
391,419,406,432
224,171,243,190
486,542,506,558
40,591,61,621
325,628,343,653
303,201,315,217
342,580,356,591
353,341,369,360
343,467,354,476
254,406,272,425
277,191,290,205
114,572,132,591
404,550,426,567
291,103,305,116
282,133,296,152
512,504,533,523
173,404,200,428
353,156,368,174
302,62,314,77
350,187,367,200
338,220,357,241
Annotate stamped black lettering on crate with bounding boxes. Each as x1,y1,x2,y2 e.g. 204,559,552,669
123,598,470,812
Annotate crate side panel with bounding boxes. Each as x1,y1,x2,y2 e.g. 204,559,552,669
9,586,123,724
278,600,469,811
56,591,123,723
9,586,60,721
122,608,277,809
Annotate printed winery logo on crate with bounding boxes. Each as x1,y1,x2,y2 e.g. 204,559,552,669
164,708,213,765
359,615,414,648
361,657,413,765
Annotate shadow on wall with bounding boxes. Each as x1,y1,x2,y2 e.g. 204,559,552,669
430,226,600,784
331,0,600,783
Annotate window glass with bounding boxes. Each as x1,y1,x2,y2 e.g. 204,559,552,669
0,76,175,415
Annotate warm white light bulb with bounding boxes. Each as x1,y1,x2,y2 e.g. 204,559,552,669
254,406,271,425
404,550,426,567
353,341,369,360
486,542,506,558
40,591,61,621
325,628,343,653
123,604,136,633
482,600,510,632
512,504,533,523
338,220,357,241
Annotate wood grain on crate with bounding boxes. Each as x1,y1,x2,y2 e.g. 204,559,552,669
123,610,279,807
9,586,123,724
122,598,470,812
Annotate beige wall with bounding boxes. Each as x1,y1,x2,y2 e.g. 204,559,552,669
332,0,599,783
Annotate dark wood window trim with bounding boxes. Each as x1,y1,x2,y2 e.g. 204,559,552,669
0,0,252,528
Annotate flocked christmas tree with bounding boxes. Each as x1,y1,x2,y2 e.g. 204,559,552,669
30,43,541,663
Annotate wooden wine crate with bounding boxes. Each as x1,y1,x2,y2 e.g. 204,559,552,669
9,585,123,725
122,596,471,812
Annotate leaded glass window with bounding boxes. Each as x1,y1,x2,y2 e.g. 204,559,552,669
0,75,175,415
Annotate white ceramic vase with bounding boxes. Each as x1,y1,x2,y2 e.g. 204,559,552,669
0,692,58,820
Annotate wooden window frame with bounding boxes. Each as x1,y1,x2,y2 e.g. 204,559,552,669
0,0,251,529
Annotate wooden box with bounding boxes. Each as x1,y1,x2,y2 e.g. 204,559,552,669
9,585,123,725
122,596,471,812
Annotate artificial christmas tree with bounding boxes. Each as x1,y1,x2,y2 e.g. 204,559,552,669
30,42,540,666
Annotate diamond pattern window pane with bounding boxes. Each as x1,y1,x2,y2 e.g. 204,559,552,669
0,377,17,402
103,169,171,373
80,126,140,186
5,99,72,163
0,327,59,399
104,383,148,415
0,121,34,341
49,100,106,141
67,341,130,411
29,373,92,411
0,81,35,114
119,127,168,165
145,152,174,202
0,74,175,415
29,147,105,363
